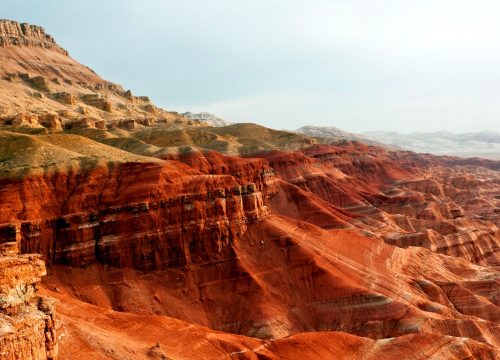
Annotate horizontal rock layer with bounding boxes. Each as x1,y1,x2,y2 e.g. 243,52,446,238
0,20,67,55
0,157,275,271
259,145,500,266
0,238,57,360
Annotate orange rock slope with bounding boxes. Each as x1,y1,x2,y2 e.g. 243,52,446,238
0,19,499,360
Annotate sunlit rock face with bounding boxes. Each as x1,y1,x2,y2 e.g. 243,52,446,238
0,225,57,360
0,20,67,54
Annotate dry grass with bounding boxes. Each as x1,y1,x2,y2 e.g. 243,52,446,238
134,123,319,155
0,130,163,177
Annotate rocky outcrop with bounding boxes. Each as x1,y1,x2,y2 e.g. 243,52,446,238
116,118,136,130
10,113,40,128
30,76,52,93
38,114,62,131
80,94,112,112
0,225,57,360
0,20,67,55
51,92,76,105
3,113,62,130
142,104,158,114
65,117,105,130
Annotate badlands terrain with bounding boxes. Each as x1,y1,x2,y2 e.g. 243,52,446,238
0,19,499,360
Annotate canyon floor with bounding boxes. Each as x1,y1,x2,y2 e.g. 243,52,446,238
0,20,499,360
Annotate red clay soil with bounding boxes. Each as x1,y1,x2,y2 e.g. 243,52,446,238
44,286,499,360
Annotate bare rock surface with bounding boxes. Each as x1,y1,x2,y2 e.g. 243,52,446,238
0,225,57,360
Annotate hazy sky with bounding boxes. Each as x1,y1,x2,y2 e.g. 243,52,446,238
3,1,500,132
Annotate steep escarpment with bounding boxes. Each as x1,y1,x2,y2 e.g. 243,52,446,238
1,130,499,358
43,204,500,344
0,157,274,270
0,20,98,84
2,139,499,351
2,142,494,347
0,155,279,341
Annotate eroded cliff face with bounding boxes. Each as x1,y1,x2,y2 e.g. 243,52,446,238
0,19,192,133
0,225,57,360
0,20,67,55
260,144,500,266
0,156,275,270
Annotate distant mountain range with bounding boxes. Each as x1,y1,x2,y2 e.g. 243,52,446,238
295,125,500,159
180,116,500,160
363,130,500,160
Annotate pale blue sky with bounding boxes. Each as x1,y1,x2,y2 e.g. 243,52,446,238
3,1,500,132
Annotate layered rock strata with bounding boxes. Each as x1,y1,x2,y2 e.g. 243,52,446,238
0,137,498,358
0,224,57,360
0,158,274,270
259,144,500,267
0,20,67,55
0,20,192,129
1,144,492,349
